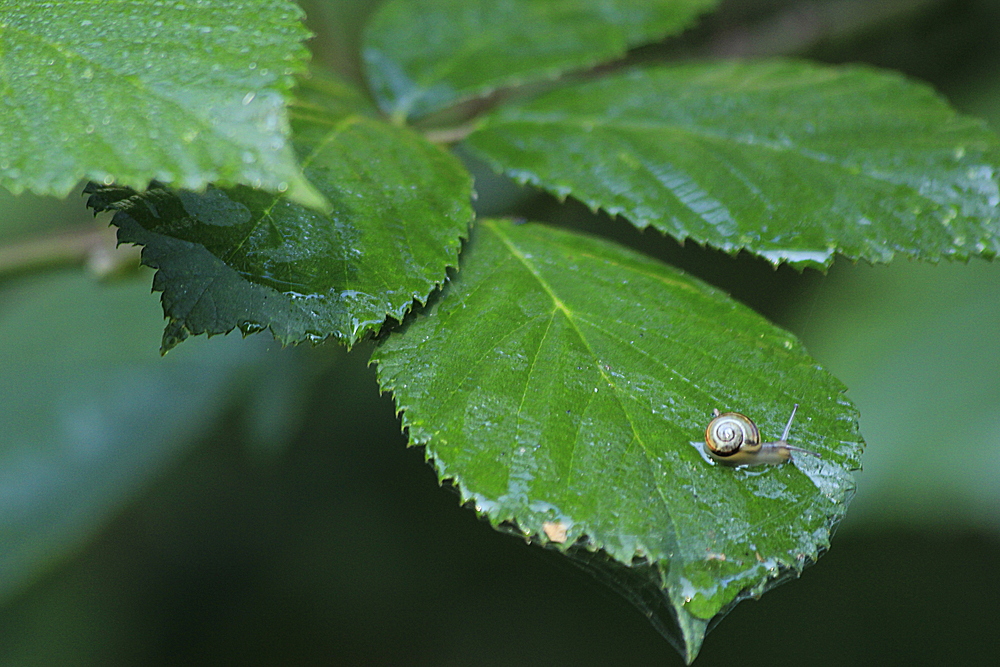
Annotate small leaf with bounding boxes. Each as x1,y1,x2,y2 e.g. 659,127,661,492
363,0,718,120
87,76,473,351
464,61,1000,269
0,1,322,207
373,219,862,661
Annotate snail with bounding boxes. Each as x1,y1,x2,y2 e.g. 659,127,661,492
704,404,820,466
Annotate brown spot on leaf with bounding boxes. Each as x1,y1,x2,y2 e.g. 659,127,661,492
543,521,568,543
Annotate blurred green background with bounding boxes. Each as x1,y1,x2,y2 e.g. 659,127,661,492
2,0,1000,664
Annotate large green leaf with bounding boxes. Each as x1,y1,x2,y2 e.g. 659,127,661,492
363,0,718,120
0,271,306,603
373,219,862,662
86,76,474,351
464,61,1000,269
0,1,322,207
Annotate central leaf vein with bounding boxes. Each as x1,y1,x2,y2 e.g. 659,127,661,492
486,221,673,519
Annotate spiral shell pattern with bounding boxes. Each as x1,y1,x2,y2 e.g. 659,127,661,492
705,412,759,456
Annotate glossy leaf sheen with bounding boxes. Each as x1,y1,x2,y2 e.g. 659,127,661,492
465,61,1000,268
87,77,473,351
373,220,862,660
363,0,718,119
0,0,322,206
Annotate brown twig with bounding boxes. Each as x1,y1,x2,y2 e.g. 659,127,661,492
0,223,141,279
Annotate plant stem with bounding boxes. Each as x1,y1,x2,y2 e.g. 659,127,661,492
0,224,140,279
702,0,939,58
423,122,477,145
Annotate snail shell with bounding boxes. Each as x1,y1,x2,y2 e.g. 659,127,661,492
705,412,759,456
704,404,819,466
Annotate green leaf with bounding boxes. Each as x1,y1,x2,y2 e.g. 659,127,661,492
0,1,323,208
464,61,1000,269
87,76,474,351
0,271,304,603
373,219,862,662
363,0,719,120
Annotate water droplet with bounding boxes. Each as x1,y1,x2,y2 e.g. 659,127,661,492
757,247,834,265
242,92,256,105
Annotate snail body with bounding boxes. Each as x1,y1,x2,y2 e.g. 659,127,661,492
704,404,819,466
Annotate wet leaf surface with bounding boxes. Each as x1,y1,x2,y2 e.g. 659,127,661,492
0,1,320,206
87,77,474,351
373,219,863,660
465,61,1000,269
363,0,718,119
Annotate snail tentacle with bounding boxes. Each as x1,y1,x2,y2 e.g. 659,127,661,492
779,403,798,442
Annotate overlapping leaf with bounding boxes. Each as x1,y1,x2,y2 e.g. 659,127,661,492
373,219,862,661
464,61,1000,269
0,0,321,207
87,76,474,351
363,0,718,120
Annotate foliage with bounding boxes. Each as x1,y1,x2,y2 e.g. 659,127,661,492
465,61,1000,268
84,75,472,351
3,0,1000,662
0,0,321,207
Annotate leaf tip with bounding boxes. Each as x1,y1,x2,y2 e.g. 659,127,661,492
160,319,189,355
284,174,332,214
